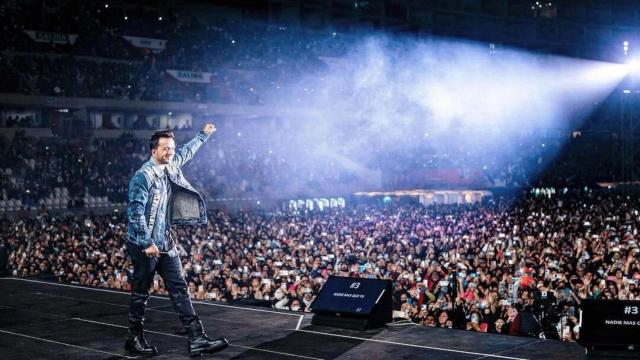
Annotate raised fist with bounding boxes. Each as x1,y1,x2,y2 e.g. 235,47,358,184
202,123,216,136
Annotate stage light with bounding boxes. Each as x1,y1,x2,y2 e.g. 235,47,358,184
488,42,498,55
623,89,632,94
624,41,630,56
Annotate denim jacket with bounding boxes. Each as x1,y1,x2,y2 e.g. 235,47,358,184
126,131,210,249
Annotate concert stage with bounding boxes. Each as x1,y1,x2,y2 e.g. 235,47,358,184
0,277,585,359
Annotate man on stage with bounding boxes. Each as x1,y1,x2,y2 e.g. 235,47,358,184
125,124,228,356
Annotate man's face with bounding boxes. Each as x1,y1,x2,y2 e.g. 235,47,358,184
152,137,175,164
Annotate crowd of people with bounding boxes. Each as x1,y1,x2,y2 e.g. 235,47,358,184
0,0,344,104
1,0,636,345
0,132,138,207
0,1,620,204
4,189,640,341
0,124,620,211
0,52,258,104
0,127,358,208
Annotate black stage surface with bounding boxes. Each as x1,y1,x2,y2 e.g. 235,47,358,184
0,277,586,359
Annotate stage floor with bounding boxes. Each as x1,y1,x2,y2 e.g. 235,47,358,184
0,277,585,359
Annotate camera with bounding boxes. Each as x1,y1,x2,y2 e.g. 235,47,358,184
531,290,561,339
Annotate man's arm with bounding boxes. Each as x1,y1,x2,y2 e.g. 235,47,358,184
127,173,153,249
171,123,216,168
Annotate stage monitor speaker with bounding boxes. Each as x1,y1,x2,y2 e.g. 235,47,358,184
310,276,392,330
580,299,640,358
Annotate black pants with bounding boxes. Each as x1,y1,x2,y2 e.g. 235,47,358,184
127,243,198,326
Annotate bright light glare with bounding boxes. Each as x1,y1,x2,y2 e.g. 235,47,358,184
626,59,640,74
253,35,633,192
577,62,629,84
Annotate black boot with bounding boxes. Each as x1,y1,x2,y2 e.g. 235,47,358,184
125,320,158,356
186,319,228,357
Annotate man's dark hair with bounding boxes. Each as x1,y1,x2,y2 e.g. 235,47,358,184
149,130,175,151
